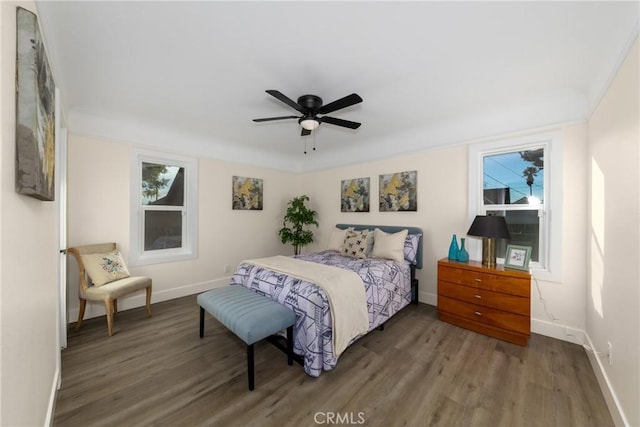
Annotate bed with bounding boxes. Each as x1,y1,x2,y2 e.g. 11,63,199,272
231,224,423,377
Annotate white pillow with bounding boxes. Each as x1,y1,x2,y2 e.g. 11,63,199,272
327,227,353,252
371,228,409,263
81,250,131,286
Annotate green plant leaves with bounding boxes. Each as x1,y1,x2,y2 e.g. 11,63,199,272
279,195,318,255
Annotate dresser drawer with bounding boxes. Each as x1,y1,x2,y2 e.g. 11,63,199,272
438,264,529,297
438,295,530,335
438,281,529,315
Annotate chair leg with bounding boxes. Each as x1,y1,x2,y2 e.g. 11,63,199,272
145,286,152,317
113,299,118,315
105,299,115,336
75,298,87,331
247,344,255,391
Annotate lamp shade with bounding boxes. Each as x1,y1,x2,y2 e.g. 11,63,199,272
300,118,320,131
467,215,511,239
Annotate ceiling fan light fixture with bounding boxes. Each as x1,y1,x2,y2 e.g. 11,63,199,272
300,117,320,131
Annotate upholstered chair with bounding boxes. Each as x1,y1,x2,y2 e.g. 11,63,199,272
67,243,152,336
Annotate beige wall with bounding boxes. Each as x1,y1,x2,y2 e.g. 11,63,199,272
0,2,60,425
66,134,301,320
587,38,639,427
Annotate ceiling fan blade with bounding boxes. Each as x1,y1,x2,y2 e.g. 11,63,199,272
317,93,362,114
253,115,299,122
265,90,306,113
320,116,361,129
301,128,311,136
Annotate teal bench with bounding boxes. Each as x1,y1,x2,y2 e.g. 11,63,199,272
197,285,296,390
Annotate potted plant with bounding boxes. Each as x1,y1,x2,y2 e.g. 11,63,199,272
279,195,319,255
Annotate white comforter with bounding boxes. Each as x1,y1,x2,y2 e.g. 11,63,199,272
244,255,368,356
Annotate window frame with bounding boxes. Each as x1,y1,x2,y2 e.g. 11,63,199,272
468,132,562,282
130,151,198,266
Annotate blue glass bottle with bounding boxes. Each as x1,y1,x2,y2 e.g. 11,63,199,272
457,237,469,262
448,234,459,260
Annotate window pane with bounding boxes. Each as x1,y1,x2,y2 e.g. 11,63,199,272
488,209,540,262
141,162,184,206
483,149,544,205
144,211,182,251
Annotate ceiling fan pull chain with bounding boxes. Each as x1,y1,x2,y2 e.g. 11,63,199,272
304,138,307,155
313,131,316,151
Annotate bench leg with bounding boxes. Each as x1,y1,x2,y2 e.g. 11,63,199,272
286,326,293,366
247,344,255,391
199,307,205,338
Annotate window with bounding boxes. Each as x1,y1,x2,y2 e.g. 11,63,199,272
469,132,562,281
130,152,198,266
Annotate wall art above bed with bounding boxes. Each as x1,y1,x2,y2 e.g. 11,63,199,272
232,176,263,210
379,170,417,211
341,177,370,212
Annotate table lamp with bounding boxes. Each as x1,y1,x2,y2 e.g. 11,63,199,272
467,215,511,267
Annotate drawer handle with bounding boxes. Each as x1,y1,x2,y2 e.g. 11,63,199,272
474,278,482,282
474,294,482,299
474,311,482,316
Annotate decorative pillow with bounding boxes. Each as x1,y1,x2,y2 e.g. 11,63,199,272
404,233,422,265
341,229,370,259
363,229,375,256
327,227,353,252
371,228,409,263
81,250,131,287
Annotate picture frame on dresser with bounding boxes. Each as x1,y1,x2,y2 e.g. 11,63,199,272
504,245,532,271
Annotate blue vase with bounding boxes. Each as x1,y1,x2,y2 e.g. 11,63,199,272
448,234,459,260
457,237,469,262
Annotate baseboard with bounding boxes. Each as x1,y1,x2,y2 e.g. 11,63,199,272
67,276,231,323
419,290,437,306
45,367,60,427
530,317,584,345
583,333,629,427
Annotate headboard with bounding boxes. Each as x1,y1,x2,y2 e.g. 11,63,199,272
336,224,424,270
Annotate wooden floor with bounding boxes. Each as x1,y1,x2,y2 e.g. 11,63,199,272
54,296,614,427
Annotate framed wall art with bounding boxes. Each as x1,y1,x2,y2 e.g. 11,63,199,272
232,176,263,210
379,170,417,212
504,245,532,271
15,7,56,201
341,177,370,212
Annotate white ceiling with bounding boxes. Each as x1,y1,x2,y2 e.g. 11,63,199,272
36,1,639,172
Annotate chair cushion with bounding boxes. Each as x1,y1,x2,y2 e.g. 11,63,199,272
198,285,296,345
83,276,151,300
81,250,130,286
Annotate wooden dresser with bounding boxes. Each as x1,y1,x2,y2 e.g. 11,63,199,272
437,258,531,346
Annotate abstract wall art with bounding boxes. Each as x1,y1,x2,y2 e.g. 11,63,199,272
15,7,56,201
379,170,417,212
232,176,263,210
341,177,370,212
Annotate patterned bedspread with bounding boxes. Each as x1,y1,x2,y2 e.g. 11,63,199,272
231,250,412,377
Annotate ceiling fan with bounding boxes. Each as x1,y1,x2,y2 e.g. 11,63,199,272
253,90,363,136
